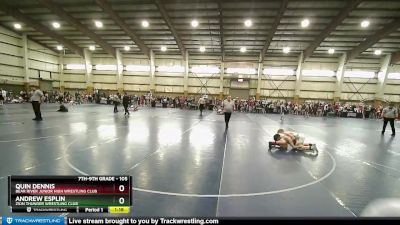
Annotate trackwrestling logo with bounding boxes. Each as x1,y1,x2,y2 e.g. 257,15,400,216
2,216,64,225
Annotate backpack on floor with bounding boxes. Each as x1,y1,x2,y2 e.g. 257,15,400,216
58,104,68,112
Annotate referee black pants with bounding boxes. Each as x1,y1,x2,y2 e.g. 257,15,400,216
224,112,232,127
123,104,129,115
382,118,395,134
32,101,42,120
199,104,204,114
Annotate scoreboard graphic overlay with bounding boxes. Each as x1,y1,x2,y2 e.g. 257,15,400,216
8,176,132,213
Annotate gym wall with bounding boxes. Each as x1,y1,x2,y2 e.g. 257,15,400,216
0,26,59,88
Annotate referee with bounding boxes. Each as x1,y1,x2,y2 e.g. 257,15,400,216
381,103,398,136
223,96,235,129
198,96,205,115
30,87,44,121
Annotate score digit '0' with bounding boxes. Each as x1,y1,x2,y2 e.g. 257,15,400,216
119,197,125,205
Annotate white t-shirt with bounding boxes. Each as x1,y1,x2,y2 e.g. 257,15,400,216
30,90,43,102
383,107,398,119
198,98,205,105
223,100,234,113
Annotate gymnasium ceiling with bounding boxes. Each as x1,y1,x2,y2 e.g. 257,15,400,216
0,0,399,64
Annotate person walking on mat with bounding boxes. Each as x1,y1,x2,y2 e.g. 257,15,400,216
122,93,131,116
30,87,44,121
198,96,205,115
113,93,120,113
381,103,398,136
222,96,235,130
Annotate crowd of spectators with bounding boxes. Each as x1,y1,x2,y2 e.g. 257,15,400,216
1,88,396,120
0,88,98,105
0,89,28,104
226,98,388,119
100,93,392,119
102,93,219,110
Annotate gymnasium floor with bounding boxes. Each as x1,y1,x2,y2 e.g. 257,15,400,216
1,103,400,217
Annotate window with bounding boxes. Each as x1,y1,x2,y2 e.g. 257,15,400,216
190,65,220,74
388,72,400,79
157,65,185,73
263,68,295,76
95,64,117,71
226,67,257,75
65,64,86,70
344,71,375,78
125,65,150,72
302,69,335,77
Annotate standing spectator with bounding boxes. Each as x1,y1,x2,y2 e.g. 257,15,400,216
381,103,398,136
294,103,298,115
223,96,235,130
2,89,7,104
323,103,328,116
179,96,185,109
280,103,285,121
30,87,44,121
305,104,310,118
317,104,323,117
174,97,179,108
0,89,4,106
370,106,376,119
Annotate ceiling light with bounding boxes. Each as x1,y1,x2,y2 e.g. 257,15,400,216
244,19,252,27
374,49,382,55
240,47,247,53
124,46,130,51
301,19,310,28
191,20,199,28
13,23,22,30
52,22,61,29
328,48,335,54
56,45,63,51
94,20,103,28
199,46,206,52
283,47,291,54
89,45,95,51
160,46,167,52
142,20,149,28
361,20,370,28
